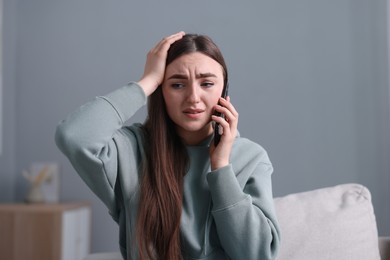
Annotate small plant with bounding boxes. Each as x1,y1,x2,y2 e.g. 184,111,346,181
23,166,52,203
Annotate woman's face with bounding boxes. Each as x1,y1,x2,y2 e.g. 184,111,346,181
162,52,225,145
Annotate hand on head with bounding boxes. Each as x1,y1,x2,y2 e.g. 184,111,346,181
138,32,185,96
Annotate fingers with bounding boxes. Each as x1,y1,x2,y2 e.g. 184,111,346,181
214,97,239,128
209,97,238,170
151,31,185,56
211,97,239,138
139,32,185,96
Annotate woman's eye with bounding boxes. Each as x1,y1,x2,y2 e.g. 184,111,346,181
171,83,184,89
201,82,214,88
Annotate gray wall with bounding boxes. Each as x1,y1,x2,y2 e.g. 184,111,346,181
1,0,389,253
0,0,17,202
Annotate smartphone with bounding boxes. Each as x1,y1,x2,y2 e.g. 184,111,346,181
214,82,229,146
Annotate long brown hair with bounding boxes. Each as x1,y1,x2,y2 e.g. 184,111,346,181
136,34,228,260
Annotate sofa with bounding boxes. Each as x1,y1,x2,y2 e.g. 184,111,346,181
85,183,389,260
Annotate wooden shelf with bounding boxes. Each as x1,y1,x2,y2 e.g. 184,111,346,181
0,202,91,260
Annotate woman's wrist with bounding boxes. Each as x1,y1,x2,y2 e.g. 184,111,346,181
137,77,158,97
211,160,229,171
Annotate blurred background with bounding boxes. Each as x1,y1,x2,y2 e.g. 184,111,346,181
1,0,389,253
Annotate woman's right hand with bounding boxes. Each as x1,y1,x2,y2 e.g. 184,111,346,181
137,31,185,96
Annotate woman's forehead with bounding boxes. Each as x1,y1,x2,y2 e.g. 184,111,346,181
165,52,224,76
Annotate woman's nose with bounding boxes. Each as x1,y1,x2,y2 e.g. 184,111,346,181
186,84,200,103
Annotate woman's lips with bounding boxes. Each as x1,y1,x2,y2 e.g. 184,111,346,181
183,108,205,119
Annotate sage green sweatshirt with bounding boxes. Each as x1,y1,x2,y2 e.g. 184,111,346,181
55,82,280,260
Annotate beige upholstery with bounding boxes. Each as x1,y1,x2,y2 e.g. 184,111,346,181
85,184,387,260
274,183,381,260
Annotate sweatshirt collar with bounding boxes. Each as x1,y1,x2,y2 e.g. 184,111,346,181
186,131,240,148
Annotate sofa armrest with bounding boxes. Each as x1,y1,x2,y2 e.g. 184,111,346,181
274,184,381,259
380,237,390,260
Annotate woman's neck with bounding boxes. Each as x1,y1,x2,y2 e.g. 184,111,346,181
177,124,213,146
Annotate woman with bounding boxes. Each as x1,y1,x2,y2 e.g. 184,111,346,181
55,32,280,260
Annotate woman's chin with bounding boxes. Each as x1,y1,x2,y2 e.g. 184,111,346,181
175,122,213,138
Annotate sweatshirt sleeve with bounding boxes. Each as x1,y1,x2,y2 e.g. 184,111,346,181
55,82,146,216
206,148,281,260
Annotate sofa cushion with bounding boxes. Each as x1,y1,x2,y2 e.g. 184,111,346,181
274,183,380,260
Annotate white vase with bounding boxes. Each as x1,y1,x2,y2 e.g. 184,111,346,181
25,185,45,203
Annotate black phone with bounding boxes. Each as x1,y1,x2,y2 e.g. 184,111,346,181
214,82,229,146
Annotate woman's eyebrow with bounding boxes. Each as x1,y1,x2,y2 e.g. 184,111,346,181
196,73,217,79
167,74,188,80
167,72,217,80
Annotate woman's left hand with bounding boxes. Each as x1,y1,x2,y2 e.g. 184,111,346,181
209,96,239,171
